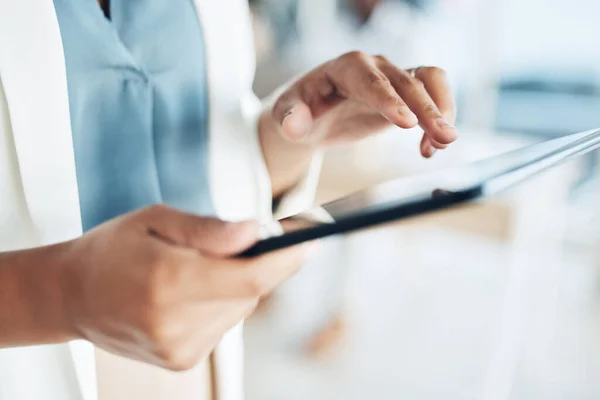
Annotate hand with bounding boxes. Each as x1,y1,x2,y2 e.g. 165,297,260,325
272,51,457,158
59,205,317,371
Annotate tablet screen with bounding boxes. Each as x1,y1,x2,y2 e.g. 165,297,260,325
279,128,600,234
240,128,600,257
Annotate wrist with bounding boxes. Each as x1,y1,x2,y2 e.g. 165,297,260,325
16,241,81,344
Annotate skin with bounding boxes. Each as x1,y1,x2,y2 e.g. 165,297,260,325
98,0,458,197
259,53,457,198
0,205,318,371
0,2,457,372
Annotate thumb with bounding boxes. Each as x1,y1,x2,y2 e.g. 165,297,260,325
142,205,259,257
273,96,314,141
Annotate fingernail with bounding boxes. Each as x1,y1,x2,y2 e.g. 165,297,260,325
398,106,412,116
398,106,417,121
436,117,455,130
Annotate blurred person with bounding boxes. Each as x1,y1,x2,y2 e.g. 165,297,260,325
0,1,457,400
253,0,472,97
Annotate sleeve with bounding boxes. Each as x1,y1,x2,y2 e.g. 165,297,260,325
205,0,322,234
237,92,324,239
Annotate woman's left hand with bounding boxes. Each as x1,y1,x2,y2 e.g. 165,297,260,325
270,51,457,158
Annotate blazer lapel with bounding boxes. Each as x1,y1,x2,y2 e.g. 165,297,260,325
0,0,82,245
0,2,96,400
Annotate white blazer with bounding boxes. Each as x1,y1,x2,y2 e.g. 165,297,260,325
0,0,321,399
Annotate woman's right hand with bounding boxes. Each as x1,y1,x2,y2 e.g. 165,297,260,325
59,204,317,371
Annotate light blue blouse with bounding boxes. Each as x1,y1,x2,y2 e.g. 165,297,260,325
54,0,214,232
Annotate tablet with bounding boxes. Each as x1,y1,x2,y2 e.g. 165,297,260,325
239,128,600,257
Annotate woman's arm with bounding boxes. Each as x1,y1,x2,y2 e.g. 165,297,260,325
0,243,74,347
0,205,314,370
259,52,458,199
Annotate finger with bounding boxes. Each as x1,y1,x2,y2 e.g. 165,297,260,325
419,133,448,157
272,74,346,141
411,67,455,152
283,102,314,141
272,88,314,141
141,205,259,257
380,63,458,145
420,134,435,158
326,52,419,129
209,241,321,298
414,66,457,124
428,136,448,150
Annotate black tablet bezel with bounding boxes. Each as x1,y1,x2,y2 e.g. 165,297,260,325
239,128,600,258
239,186,482,257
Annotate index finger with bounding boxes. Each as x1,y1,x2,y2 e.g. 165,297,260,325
142,205,259,257
379,63,458,145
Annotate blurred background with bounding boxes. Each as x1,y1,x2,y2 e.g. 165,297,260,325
243,1,600,399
